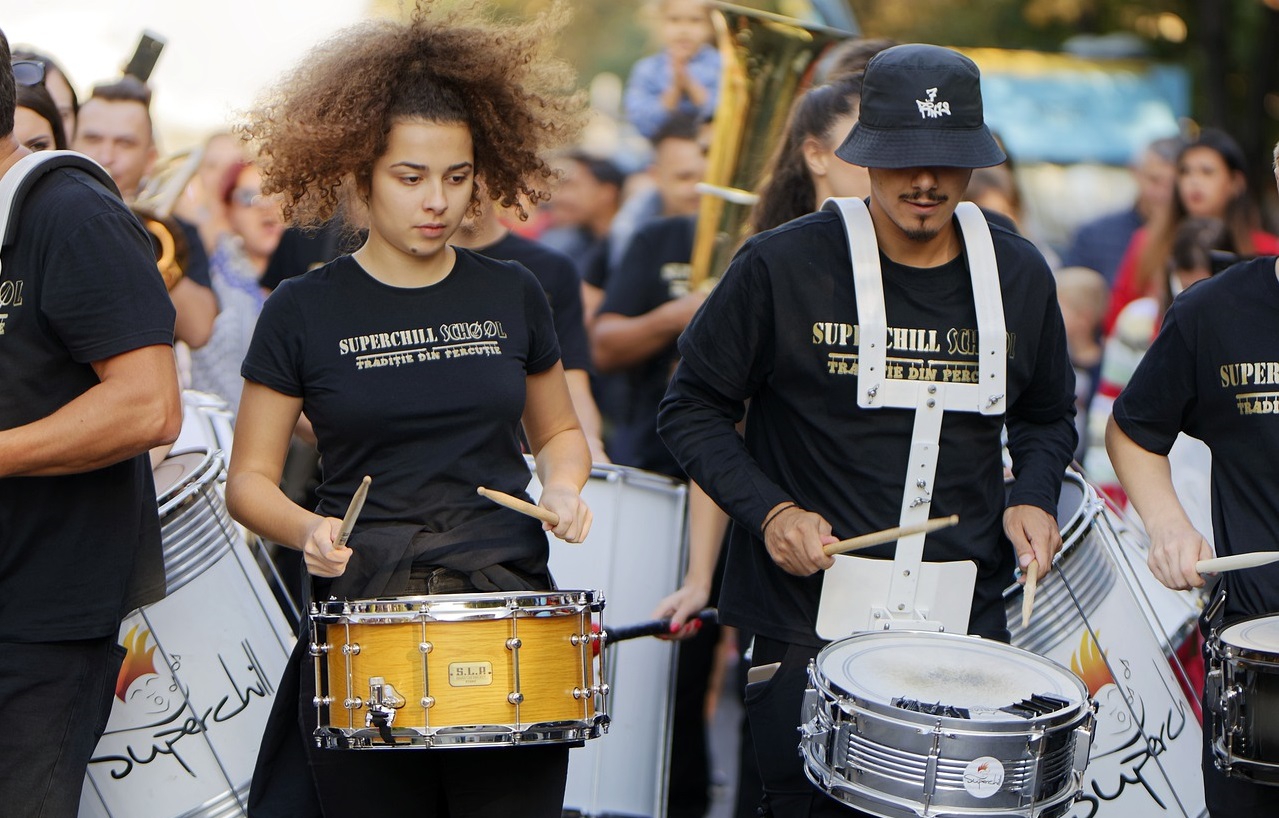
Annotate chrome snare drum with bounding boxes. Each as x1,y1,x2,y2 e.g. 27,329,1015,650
311,590,608,749
1208,614,1279,784
801,631,1094,818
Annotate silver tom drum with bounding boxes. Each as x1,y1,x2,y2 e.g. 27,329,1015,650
1208,614,1279,784
801,631,1095,818
80,449,295,818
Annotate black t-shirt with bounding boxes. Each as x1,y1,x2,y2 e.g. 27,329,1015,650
477,232,591,372
0,167,175,642
176,216,212,289
659,209,1076,646
1113,257,1279,622
259,221,363,292
599,215,696,478
242,250,560,531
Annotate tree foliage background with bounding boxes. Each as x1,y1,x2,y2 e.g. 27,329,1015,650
378,0,1279,206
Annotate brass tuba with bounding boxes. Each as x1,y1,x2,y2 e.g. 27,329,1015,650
132,147,204,291
689,2,853,290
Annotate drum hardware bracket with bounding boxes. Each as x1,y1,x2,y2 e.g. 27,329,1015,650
309,642,331,656
921,725,942,816
869,607,945,632
367,676,406,745
1070,716,1096,789
342,642,361,655
343,697,363,710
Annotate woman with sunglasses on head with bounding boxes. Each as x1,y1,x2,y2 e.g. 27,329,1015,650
14,83,63,153
11,49,76,141
11,59,63,152
226,2,592,815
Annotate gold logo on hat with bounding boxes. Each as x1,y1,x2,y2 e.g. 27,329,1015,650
916,88,951,119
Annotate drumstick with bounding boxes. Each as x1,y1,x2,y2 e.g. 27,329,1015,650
477,486,560,527
822,515,960,557
334,475,371,549
1021,559,1040,629
1197,552,1279,574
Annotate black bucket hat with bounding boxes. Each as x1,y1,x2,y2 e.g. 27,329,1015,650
835,44,1006,170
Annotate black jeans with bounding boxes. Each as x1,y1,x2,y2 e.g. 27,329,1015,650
744,637,876,818
0,637,124,818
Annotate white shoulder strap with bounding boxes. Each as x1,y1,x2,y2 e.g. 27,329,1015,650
953,202,1006,415
0,151,118,276
821,197,1006,415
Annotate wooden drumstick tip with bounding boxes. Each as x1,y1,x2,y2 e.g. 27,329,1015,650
822,514,960,558
477,485,560,527
334,475,372,550
1021,559,1040,629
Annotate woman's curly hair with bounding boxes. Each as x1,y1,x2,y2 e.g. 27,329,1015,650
239,0,584,227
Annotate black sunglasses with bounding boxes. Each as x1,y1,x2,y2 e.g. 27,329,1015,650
12,60,45,88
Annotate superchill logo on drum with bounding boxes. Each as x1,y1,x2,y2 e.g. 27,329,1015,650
1067,628,1193,814
962,757,1006,798
90,621,275,780
115,625,161,701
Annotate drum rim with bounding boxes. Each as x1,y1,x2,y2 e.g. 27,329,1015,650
1217,612,1279,654
813,630,1089,730
314,589,599,621
156,448,223,510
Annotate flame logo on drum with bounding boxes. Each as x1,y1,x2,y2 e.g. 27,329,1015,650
115,625,160,701
1070,629,1114,696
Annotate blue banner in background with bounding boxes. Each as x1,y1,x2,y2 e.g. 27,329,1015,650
962,49,1189,166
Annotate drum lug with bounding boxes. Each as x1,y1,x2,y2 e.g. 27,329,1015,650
1072,714,1095,783
313,695,334,707
309,642,331,656
419,642,433,654
343,697,364,710
342,642,361,656
1223,684,1243,731
508,692,525,705
572,631,601,647
420,696,435,708
574,683,610,700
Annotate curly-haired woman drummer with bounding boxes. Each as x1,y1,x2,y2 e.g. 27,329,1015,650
225,3,592,814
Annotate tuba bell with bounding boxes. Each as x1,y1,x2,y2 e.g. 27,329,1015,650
132,207,190,292
689,2,853,290
132,147,204,291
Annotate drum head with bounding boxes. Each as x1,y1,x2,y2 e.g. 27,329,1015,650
819,631,1085,717
1221,615,1279,652
153,450,210,504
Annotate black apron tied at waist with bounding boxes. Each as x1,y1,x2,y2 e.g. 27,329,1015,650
323,505,553,600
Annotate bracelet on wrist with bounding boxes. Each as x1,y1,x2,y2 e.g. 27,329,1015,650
761,502,797,536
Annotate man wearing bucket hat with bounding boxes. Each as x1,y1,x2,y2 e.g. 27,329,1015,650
659,44,1076,816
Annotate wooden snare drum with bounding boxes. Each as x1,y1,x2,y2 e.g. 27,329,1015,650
311,590,607,749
